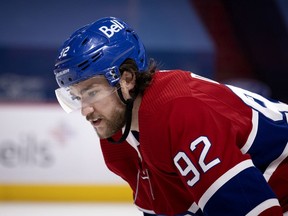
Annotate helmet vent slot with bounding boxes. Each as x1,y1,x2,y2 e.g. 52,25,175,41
78,60,89,67
77,60,90,71
81,37,89,45
91,52,102,62
81,65,90,71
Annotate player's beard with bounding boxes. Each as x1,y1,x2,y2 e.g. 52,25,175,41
93,105,126,139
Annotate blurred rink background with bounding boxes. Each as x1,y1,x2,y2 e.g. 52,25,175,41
1,0,288,215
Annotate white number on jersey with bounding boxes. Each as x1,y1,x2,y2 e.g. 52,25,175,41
227,85,288,123
174,136,221,187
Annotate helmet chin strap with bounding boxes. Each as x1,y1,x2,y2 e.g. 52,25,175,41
106,88,134,144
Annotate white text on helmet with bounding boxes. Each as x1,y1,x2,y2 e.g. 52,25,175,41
59,46,70,58
98,20,124,38
56,68,70,78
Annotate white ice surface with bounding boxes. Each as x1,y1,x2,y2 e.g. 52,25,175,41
0,202,143,216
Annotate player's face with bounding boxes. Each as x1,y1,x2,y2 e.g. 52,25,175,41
70,76,126,139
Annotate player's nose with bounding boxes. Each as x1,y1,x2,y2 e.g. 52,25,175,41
81,105,94,117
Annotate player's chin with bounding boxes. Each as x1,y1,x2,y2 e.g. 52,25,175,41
95,118,125,139
94,128,108,139
94,127,119,139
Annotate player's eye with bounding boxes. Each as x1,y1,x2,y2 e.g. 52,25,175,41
87,90,98,98
72,95,81,101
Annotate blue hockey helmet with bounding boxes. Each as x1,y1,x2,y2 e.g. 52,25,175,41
54,17,148,88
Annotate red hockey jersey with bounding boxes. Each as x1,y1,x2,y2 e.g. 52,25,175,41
100,70,288,215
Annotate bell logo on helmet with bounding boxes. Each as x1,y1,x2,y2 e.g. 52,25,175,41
99,20,125,38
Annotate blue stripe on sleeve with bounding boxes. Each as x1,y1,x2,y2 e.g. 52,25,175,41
247,113,288,172
203,166,278,216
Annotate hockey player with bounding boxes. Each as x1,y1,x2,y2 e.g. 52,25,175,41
54,17,288,215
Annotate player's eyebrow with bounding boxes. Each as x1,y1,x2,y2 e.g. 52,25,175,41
80,83,102,95
71,77,106,96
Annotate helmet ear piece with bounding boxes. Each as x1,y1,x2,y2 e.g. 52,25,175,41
54,17,148,88
104,66,121,86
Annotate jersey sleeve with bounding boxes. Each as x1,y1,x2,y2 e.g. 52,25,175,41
100,132,155,212
166,97,283,215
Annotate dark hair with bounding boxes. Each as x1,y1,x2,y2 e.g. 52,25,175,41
119,58,157,95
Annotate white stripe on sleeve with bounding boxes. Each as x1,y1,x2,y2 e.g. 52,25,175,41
241,109,258,154
198,159,254,209
246,198,280,216
264,141,288,182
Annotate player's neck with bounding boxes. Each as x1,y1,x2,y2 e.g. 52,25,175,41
130,94,142,132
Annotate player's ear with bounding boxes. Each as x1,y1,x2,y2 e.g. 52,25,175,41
120,71,136,90
119,71,136,100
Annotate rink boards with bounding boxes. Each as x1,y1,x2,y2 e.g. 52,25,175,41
0,103,132,202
